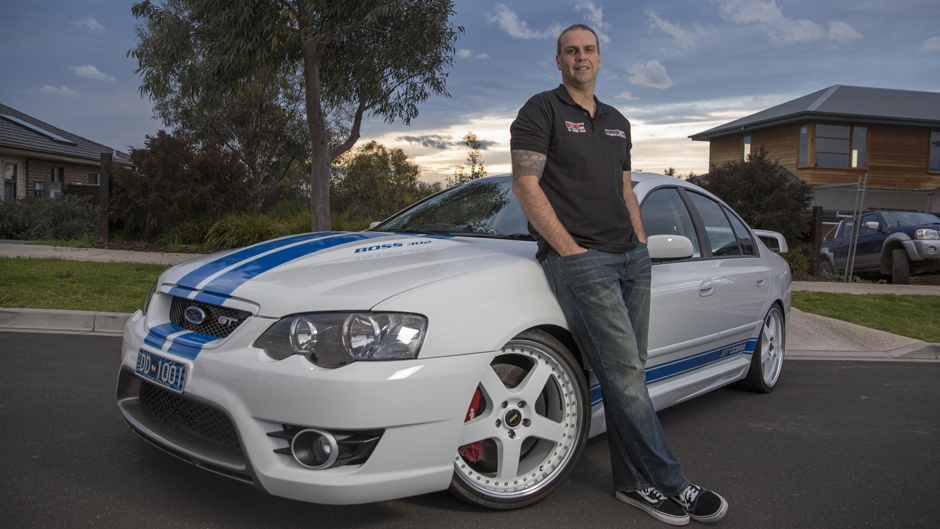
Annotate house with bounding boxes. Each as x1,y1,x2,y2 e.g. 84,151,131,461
690,85,940,213
0,102,132,201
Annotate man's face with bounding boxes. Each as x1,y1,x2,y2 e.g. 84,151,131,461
556,29,600,87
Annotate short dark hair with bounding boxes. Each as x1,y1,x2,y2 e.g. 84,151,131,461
557,24,600,55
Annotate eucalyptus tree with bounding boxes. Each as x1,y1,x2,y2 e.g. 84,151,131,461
130,0,461,230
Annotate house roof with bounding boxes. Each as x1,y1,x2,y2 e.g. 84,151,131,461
690,85,940,141
0,102,132,165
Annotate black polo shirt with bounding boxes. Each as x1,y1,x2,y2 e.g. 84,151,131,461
510,85,637,260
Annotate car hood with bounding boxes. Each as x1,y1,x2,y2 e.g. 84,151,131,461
162,231,535,316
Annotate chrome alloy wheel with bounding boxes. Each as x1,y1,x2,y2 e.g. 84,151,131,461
760,307,785,387
453,335,586,505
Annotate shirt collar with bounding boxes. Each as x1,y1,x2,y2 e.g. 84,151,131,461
553,84,606,118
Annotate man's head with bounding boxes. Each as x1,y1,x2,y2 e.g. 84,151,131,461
556,24,600,56
556,24,601,89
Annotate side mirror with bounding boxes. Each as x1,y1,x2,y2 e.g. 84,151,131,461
866,221,880,231
369,221,381,229
647,235,694,261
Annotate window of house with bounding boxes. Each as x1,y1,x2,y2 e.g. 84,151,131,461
814,124,867,168
3,162,16,201
743,135,751,161
799,125,808,166
51,167,64,182
930,131,940,172
88,172,99,185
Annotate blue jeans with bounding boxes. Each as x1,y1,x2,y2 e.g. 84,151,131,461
540,245,689,496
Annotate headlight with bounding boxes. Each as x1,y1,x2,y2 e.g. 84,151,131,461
254,312,428,368
142,281,158,315
915,228,939,240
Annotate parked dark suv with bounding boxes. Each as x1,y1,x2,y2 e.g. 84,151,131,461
821,210,940,283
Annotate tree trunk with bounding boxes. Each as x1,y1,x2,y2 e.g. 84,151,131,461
302,43,331,232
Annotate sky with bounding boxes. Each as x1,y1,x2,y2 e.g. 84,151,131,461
1,1,938,183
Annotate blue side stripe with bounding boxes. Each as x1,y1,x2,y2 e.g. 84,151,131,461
589,339,758,407
175,232,340,290
195,232,395,297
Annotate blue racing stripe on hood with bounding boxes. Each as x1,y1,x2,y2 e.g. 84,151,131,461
175,232,340,290
194,232,397,297
144,322,220,361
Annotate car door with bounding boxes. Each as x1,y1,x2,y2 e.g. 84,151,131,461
683,191,766,348
852,212,882,271
641,187,722,374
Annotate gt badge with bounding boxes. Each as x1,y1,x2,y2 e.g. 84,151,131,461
184,306,207,325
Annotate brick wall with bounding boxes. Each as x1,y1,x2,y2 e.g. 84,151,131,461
26,158,98,198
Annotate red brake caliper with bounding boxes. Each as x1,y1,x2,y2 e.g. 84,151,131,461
458,389,482,463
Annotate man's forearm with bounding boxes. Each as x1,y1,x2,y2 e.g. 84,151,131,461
512,150,584,256
623,171,647,244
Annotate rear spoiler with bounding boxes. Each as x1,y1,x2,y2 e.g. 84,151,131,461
752,230,788,254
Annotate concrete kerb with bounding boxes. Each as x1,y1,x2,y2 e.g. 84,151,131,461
0,308,130,336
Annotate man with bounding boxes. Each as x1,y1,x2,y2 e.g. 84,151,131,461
509,24,728,526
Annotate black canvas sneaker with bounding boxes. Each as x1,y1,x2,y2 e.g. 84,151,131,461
616,487,690,526
671,484,728,523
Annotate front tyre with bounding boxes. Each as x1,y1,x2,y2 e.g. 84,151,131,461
891,249,910,285
742,305,785,393
449,329,589,509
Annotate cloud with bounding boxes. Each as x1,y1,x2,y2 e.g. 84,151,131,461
40,85,81,97
397,134,498,150
68,65,116,82
457,49,473,59
921,36,940,53
751,96,775,102
645,9,706,49
615,91,639,100
488,4,562,40
71,17,104,34
476,53,490,59
828,21,862,43
627,61,674,89
713,0,823,46
574,1,611,45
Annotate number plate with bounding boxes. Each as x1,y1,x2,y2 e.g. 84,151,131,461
136,350,187,393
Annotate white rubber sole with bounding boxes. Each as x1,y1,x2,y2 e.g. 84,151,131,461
689,493,729,523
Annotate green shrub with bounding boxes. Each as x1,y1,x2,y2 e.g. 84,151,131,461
0,195,98,240
782,244,815,276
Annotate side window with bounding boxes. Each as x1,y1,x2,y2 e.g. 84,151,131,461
840,219,855,239
686,192,741,257
724,208,756,256
640,187,701,258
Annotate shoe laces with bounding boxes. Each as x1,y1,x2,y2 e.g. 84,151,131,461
640,487,668,503
676,484,702,508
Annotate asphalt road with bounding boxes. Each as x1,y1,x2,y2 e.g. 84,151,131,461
2,332,938,529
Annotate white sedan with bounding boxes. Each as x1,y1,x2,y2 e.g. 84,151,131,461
116,172,790,509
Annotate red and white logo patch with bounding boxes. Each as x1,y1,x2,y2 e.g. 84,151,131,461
565,121,586,133
605,129,626,139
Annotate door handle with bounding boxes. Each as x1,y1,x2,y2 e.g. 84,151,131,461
756,273,766,287
699,279,715,297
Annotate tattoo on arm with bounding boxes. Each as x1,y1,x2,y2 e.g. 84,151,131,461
511,150,547,182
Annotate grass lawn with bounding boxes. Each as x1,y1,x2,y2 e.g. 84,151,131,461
0,257,168,313
792,291,940,343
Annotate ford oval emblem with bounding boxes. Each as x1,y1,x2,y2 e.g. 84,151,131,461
184,306,207,325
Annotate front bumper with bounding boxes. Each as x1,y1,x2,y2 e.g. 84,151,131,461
908,239,940,261
117,311,496,505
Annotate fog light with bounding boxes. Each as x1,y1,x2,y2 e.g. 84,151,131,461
291,429,339,469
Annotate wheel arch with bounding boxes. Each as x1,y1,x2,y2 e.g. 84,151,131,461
528,324,588,372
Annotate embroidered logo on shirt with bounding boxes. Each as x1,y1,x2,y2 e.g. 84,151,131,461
605,129,626,139
565,121,586,133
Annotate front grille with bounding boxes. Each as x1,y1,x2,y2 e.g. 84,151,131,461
139,381,242,455
170,296,251,338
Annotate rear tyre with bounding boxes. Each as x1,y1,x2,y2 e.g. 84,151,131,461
742,305,785,393
449,329,589,509
891,249,910,285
